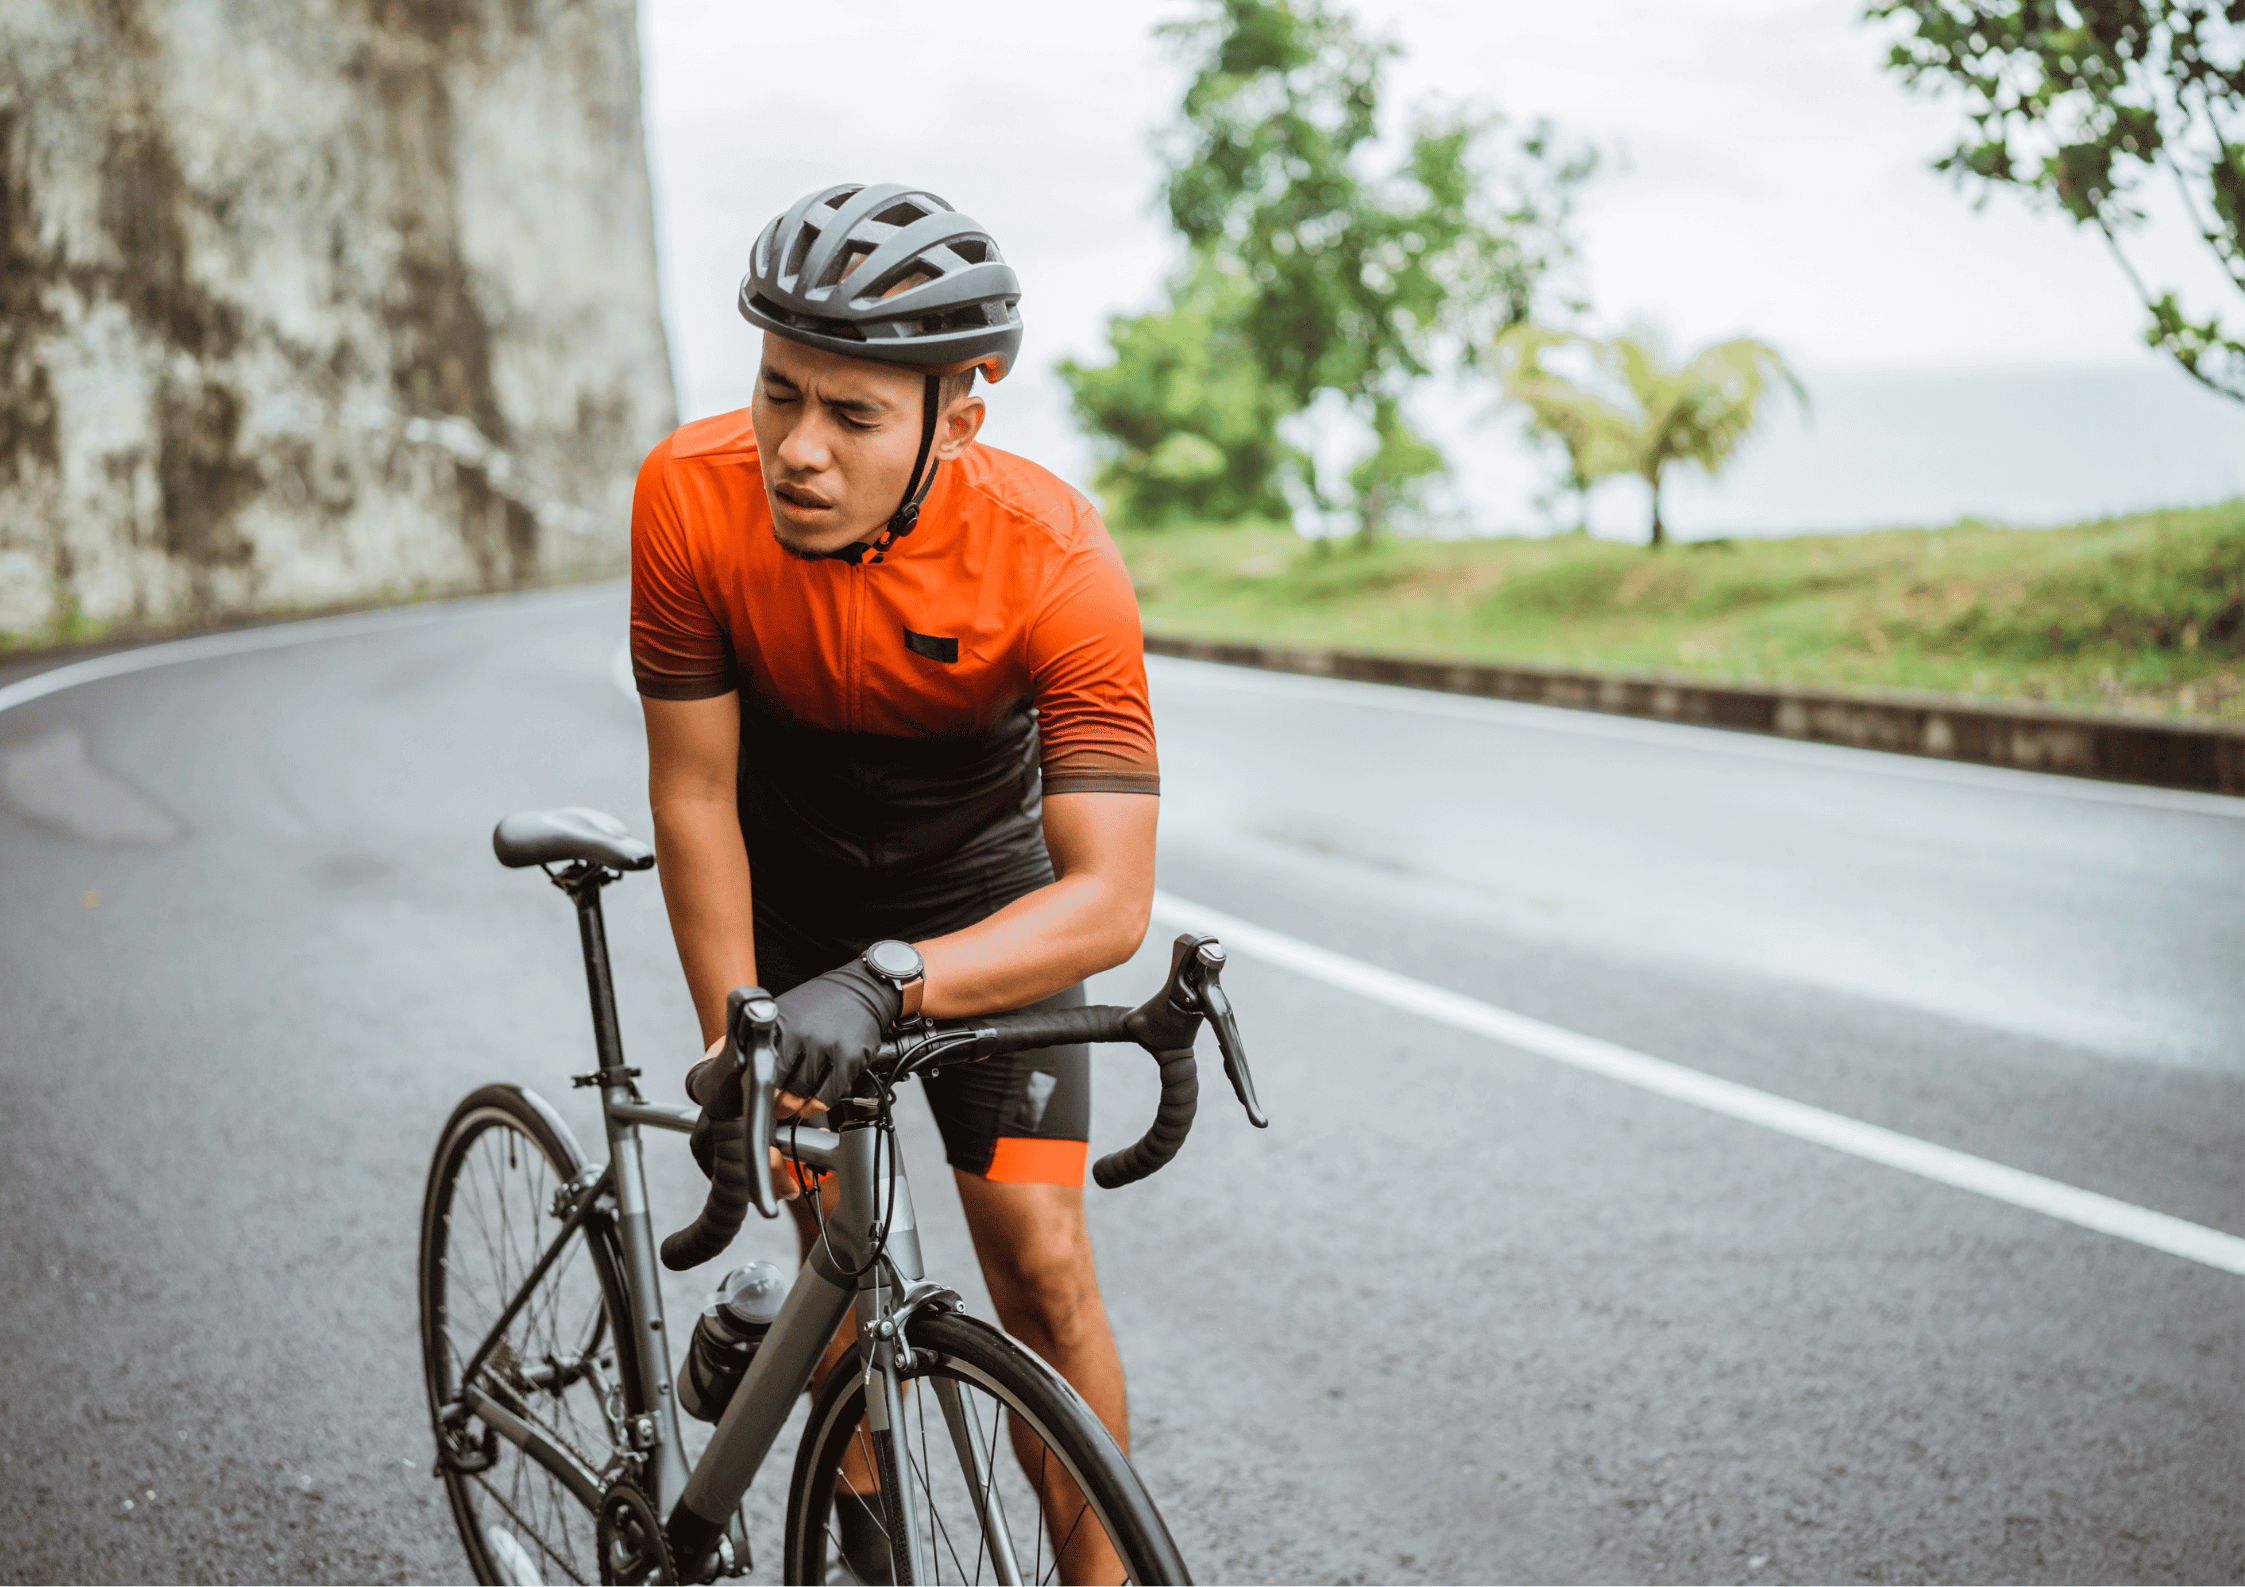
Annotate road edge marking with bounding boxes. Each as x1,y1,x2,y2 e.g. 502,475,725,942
1152,891,2245,1279
0,584,619,719
1145,654,2245,821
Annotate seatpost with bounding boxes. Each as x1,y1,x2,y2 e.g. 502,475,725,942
553,863,629,1085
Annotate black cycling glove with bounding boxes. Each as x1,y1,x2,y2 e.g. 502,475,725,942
773,958,903,1109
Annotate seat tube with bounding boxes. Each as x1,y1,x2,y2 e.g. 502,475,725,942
572,881,691,1510
607,1109,690,1509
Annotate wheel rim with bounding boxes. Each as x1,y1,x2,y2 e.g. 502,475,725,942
426,1106,627,1586
799,1344,1139,1585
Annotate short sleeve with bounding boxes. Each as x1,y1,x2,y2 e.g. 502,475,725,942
629,438,734,701
1027,518,1160,796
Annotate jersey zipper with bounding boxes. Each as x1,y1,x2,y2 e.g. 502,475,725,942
846,559,864,733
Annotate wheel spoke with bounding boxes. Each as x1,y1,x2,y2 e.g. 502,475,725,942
906,1380,973,1581
472,1463,590,1585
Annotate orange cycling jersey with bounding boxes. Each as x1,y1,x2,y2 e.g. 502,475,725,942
630,409,1158,943
630,408,1157,795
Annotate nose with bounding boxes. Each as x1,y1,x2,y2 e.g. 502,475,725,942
776,408,832,475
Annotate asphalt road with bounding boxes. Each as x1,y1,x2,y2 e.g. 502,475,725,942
1,582,2239,1584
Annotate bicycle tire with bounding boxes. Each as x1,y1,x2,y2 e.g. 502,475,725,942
420,1084,641,1585
783,1308,1190,1585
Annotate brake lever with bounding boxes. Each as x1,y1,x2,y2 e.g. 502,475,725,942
1187,945,1267,1129
725,986,783,1219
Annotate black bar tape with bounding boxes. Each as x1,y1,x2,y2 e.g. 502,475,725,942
1092,1048,1198,1188
972,1002,1132,1055
660,1110,752,1270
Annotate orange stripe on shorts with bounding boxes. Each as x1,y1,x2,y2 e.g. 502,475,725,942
981,1137,1088,1185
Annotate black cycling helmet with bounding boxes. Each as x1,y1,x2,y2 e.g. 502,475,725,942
738,183,1022,382
740,183,1023,558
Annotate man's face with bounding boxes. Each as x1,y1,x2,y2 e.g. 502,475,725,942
751,334,933,557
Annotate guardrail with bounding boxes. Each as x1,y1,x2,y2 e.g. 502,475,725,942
1143,633,2245,797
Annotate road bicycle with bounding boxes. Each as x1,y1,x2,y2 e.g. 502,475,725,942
417,807,1267,1584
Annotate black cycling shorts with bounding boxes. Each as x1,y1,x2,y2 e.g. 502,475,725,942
753,908,1092,1186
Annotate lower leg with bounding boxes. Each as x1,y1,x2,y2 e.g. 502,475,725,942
954,1173,1128,1585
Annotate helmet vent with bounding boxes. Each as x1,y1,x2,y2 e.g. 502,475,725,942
824,242,875,290
917,305,987,335
784,225,818,282
947,238,989,264
874,202,927,228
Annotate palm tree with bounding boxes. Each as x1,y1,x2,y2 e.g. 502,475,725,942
1496,325,1804,546
1492,326,1634,534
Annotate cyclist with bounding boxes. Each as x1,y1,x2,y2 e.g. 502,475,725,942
628,182,1158,1583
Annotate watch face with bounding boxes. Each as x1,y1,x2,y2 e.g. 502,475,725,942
865,939,923,981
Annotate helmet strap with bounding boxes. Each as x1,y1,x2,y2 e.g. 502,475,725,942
868,374,942,565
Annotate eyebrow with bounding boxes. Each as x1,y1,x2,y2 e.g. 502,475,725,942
760,364,884,417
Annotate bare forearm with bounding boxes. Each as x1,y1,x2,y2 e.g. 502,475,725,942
651,797,757,1045
916,874,1146,1017
915,793,1159,1018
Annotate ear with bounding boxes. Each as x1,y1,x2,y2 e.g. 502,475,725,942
932,392,985,462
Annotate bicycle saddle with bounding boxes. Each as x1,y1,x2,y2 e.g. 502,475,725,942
491,807,655,872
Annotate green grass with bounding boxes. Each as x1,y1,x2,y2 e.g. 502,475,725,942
1115,500,2245,721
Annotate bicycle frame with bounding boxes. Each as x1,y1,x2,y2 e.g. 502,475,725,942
453,861,954,1575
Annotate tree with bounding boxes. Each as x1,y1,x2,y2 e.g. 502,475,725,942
1495,326,1804,547
1059,0,1593,539
1491,325,1636,534
1058,260,1297,527
1869,0,2245,403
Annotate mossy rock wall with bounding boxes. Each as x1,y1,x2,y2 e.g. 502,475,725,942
0,0,676,639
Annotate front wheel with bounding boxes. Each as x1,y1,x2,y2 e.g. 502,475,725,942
783,1308,1189,1585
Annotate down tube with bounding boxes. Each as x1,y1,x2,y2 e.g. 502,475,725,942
667,1247,857,1551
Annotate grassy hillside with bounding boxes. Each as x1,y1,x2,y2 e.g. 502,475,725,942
1114,500,2245,721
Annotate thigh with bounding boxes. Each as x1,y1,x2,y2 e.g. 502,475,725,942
920,982,1091,1184
952,1174,1098,1290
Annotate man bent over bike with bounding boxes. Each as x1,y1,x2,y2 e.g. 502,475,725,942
630,182,1160,1585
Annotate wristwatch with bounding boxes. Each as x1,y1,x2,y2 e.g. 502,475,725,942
860,939,926,1020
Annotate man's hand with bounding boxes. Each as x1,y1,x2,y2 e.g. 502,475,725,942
773,959,903,1108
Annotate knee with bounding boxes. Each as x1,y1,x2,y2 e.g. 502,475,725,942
986,1237,1104,1352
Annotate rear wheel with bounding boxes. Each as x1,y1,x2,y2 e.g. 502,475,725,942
784,1308,1189,1585
420,1085,637,1585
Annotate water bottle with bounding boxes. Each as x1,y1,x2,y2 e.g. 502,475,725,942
677,1260,785,1423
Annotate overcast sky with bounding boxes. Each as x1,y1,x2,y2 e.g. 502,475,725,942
637,0,2245,537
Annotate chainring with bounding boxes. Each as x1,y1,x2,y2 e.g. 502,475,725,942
596,1478,677,1585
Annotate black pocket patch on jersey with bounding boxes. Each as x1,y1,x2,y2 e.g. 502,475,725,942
903,628,958,664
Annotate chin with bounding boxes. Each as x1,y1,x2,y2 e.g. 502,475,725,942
770,517,862,561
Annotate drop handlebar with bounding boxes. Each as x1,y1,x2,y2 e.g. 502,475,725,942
658,933,1266,1272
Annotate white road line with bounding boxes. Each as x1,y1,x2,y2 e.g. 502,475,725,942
1147,654,2245,820
1152,891,2245,1280
0,586,617,720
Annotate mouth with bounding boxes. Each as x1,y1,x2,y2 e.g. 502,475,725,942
773,480,834,514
